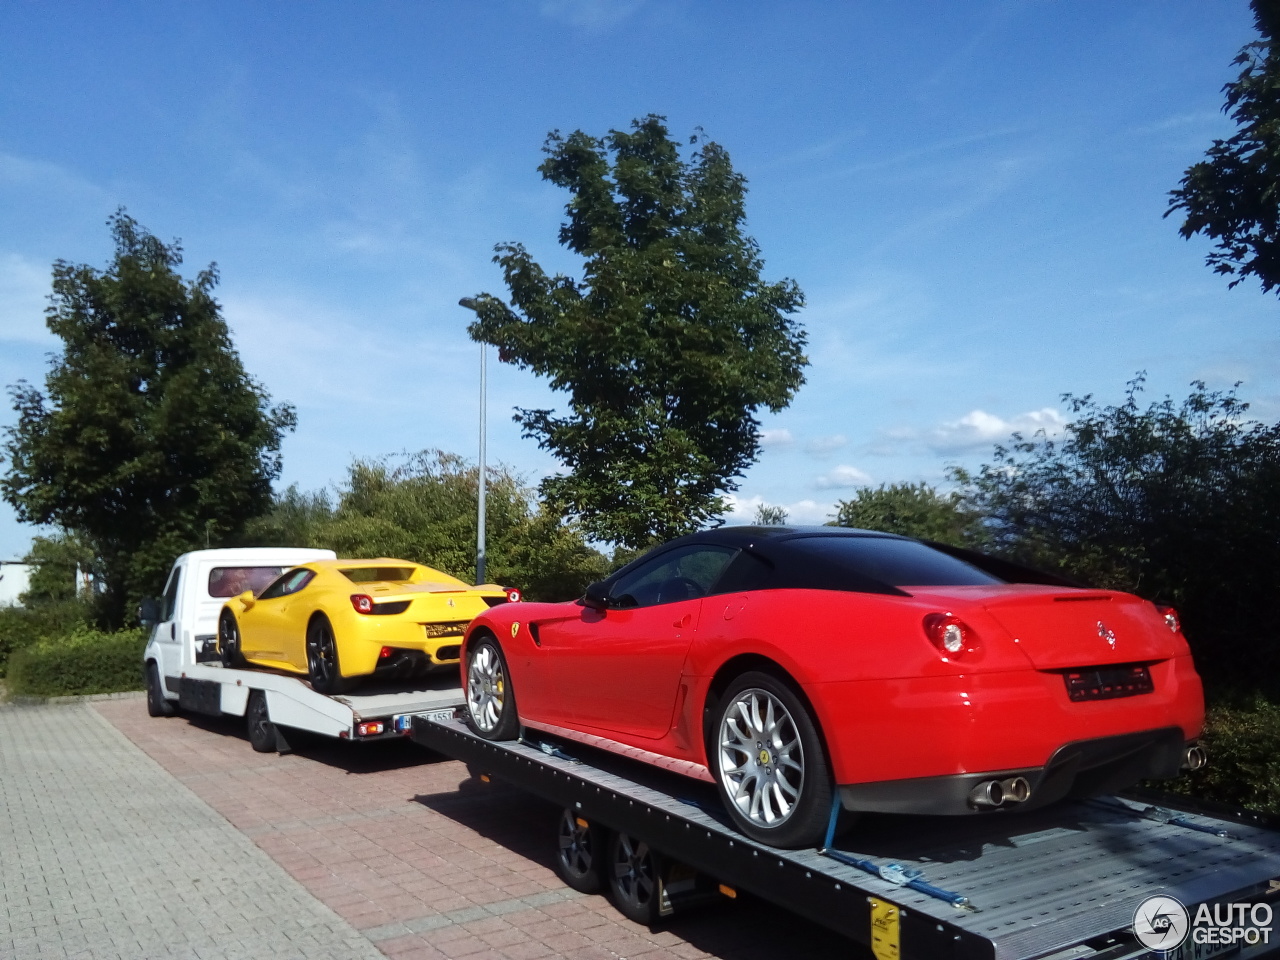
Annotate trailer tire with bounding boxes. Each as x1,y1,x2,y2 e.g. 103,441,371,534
710,671,833,849
464,637,519,740
145,662,175,717
307,615,353,695
607,830,662,926
219,610,245,669
246,691,276,752
553,808,606,894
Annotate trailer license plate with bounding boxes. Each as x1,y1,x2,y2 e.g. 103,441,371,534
424,708,456,723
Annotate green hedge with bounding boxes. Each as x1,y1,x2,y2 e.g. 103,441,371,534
0,601,92,678
5,624,148,698
1154,694,1280,815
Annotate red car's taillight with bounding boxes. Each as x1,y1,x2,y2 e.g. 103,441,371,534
1155,604,1181,633
350,594,374,614
923,613,981,659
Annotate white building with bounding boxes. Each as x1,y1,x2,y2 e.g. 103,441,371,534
0,563,32,607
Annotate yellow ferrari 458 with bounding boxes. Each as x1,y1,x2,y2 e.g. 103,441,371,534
217,558,521,694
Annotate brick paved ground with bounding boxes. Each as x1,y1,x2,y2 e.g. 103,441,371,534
95,697,865,960
0,698,385,960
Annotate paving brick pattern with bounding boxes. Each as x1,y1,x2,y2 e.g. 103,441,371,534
0,698,385,960
94,698,862,960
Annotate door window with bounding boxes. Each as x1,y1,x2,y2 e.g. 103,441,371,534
160,567,181,621
608,546,737,608
257,568,316,600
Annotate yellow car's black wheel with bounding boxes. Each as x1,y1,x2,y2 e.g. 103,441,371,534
306,615,353,695
219,610,245,669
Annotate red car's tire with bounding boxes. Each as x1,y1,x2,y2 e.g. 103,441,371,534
710,671,833,849
465,636,519,740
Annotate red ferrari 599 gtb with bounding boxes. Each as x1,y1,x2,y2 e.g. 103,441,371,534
460,527,1205,849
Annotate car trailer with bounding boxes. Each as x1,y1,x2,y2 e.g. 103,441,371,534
412,713,1280,960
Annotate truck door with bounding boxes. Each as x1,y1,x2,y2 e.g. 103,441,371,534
154,565,184,684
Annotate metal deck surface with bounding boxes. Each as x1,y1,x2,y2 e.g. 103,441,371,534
424,718,1280,960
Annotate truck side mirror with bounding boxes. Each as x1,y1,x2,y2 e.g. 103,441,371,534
138,597,160,626
581,581,610,611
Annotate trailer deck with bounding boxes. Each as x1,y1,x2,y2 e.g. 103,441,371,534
412,714,1280,960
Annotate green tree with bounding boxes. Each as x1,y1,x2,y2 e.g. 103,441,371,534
463,115,808,549
1167,0,1280,294
251,451,609,602
829,482,983,547
954,376,1280,681
19,533,96,606
753,503,789,525
1,211,295,626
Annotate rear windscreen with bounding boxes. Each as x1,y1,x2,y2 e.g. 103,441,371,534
341,567,416,583
791,536,1003,587
207,567,289,598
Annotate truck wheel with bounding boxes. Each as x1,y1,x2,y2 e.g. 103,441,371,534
306,615,352,695
553,808,606,894
246,690,276,752
145,662,175,717
710,671,833,849
464,637,519,740
607,830,662,925
219,610,245,669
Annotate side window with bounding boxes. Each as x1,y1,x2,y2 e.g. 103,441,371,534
608,546,737,608
160,567,181,621
258,569,315,600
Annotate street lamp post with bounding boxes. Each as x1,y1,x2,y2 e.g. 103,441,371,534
476,340,487,585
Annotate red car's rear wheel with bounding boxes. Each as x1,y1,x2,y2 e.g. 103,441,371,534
465,637,519,740
711,671,833,848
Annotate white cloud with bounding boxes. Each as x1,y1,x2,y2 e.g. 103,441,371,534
0,253,52,345
805,434,847,458
925,407,1065,454
759,428,794,448
722,494,831,526
539,0,644,28
814,464,873,489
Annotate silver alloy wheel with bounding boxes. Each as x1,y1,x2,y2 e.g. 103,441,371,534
467,643,506,733
717,686,805,828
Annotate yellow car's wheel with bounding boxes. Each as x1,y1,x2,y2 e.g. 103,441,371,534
219,610,244,669
306,615,353,695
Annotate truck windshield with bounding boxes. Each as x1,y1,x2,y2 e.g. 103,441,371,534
207,566,289,598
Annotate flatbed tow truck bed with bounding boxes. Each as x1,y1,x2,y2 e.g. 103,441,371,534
413,714,1280,960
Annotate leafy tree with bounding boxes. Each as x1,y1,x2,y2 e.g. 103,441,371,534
829,482,983,547
19,533,96,606
1167,0,1280,294
1,211,295,626
250,451,609,602
463,115,807,549
954,376,1280,683
753,503,789,525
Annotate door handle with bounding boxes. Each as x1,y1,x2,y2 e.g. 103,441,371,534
673,614,691,628
170,623,176,640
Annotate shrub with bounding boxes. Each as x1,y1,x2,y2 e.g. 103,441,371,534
1154,694,1280,815
5,624,147,698
0,600,93,678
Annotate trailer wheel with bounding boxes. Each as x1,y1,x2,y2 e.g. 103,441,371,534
710,671,833,849
553,808,606,894
306,615,352,695
607,830,662,926
145,662,175,717
246,690,276,753
219,610,245,669
464,637,519,740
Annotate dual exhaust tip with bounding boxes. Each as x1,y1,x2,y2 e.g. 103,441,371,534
968,776,1032,810
1182,744,1208,772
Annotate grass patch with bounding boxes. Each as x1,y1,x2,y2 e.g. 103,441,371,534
5,624,147,698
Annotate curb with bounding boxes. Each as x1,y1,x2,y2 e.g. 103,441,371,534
2,689,147,707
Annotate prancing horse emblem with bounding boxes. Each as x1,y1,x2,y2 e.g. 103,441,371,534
1097,620,1116,649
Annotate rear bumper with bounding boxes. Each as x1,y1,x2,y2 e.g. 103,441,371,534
838,727,1193,815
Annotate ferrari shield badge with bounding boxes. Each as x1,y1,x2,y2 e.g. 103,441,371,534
511,622,520,639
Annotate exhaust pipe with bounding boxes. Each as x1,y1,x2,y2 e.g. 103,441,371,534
968,780,1005,809
1182,744,1208,772
969,777,1033,810
998,776,1032,804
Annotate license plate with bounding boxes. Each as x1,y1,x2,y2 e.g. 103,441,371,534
1166,936,1241,960
423,708,457,723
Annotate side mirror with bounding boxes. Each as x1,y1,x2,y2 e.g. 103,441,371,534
138,597,160,627
237,589,256,610
581,581,610,611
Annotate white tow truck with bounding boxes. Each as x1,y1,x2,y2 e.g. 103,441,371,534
142,547,462,752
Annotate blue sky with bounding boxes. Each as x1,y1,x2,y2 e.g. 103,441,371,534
1,0,1274,560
